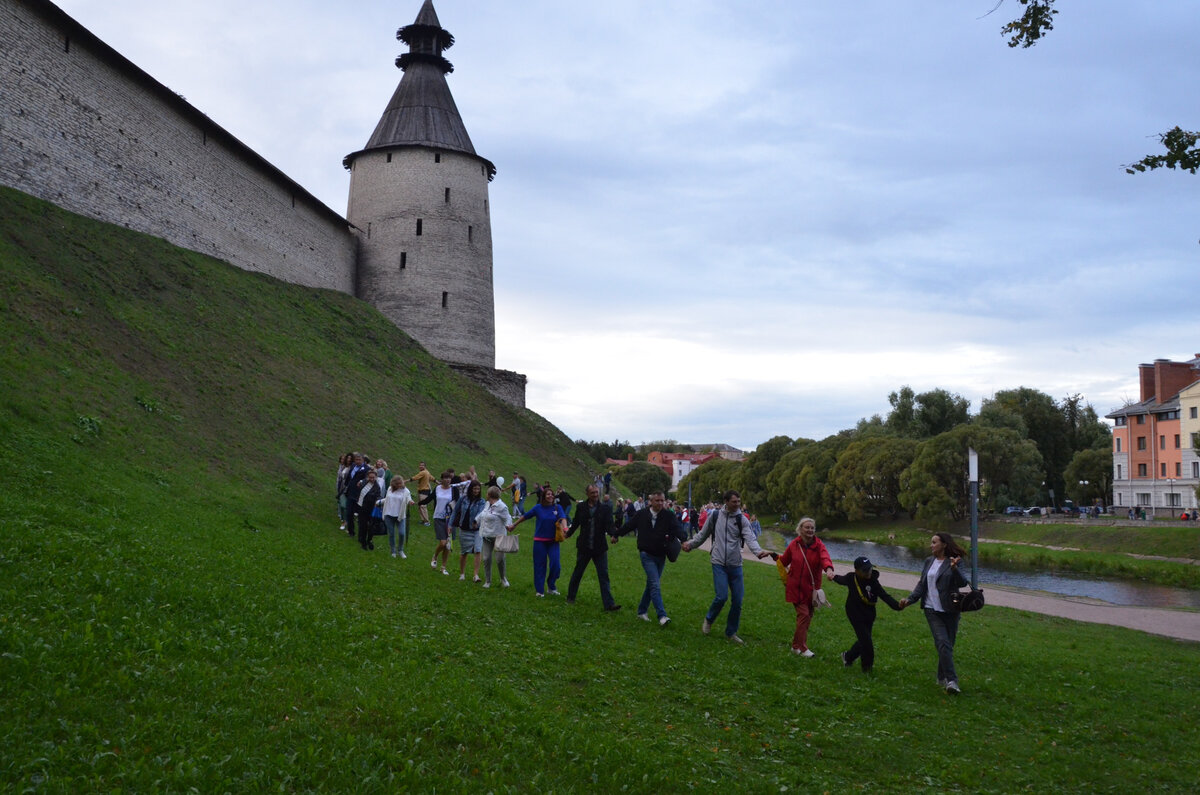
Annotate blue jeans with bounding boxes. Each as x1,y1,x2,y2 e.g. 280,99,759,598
706,563,744,637
924,609,961,683
638,551,667,619
384,515,407,554
532,540,561,594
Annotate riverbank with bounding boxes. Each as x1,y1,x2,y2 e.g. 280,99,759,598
813,522,1200,589
733,540,1200,642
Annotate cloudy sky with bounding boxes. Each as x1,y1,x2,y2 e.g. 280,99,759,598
53,0,1199,450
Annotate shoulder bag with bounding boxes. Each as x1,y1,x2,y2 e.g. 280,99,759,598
495,533,519,554
948,588,985,612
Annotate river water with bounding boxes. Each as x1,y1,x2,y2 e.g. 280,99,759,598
814,537,1200,609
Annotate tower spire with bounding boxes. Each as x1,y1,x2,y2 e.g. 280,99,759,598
343,0,494,178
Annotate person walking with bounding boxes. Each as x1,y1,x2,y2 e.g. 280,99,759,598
615,492,687,626
409,462,434,526
682,489,771,643
830,556,901,672
450,480,486,582
353,467,382,551
510,486,568,597
382,475,412,558
563,485,622,612
477,485,512,588
778,517,834,657
899,532,970,694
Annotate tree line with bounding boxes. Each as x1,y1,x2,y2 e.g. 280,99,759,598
675,386,1112,529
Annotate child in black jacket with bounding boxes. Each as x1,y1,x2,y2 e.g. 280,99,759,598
830,556,901,672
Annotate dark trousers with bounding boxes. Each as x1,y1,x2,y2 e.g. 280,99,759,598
842,610,877,670
357,508,374,549
567,547,616,608
345,504,358,537
924,609,960,683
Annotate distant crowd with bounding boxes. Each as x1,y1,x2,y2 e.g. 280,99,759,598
334,451,976,695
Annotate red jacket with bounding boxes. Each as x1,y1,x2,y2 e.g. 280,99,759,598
779,536,832,604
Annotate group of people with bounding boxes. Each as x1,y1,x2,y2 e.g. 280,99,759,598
334,453,972,694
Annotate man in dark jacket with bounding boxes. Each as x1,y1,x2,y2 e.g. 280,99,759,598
615,492,687,626
353,467,382,551
564,485,622,612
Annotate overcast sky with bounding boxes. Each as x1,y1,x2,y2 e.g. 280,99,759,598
53,0,1199,450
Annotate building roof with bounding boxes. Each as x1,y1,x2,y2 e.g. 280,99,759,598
344,1,495,178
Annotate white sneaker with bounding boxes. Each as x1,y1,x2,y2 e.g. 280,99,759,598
459,574,465,581
441,568,449,576
399,551,407,559
473,577,482,583
637,613,651,622
391,552,398,558
430,559,437,569
535,592,545,598
659,616,671,626
482,582,490,589
702,618,712,635
945,680,961,695
548,589,561,596
502,579,510,588
727,634,744,645
792,648,815,658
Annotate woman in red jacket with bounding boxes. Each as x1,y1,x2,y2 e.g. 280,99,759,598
779,517,834,657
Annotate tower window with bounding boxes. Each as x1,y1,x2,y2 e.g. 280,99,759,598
484,199,488,214
445,188,450,203
386,153,392,163
64,36,71,53
441,291,448,308
400,252,407,270
435,153,441,163
468,225,473,243
367,222,372,239
416,219,422,236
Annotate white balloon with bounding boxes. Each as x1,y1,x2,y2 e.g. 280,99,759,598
496,476,506,488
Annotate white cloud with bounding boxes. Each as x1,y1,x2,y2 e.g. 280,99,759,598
51,0,1200,449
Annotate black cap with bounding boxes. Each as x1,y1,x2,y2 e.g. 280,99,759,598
853,556,872,572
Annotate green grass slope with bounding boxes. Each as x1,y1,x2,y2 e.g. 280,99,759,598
2,186,1199,792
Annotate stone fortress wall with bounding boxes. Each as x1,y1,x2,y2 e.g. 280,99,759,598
0,0,526,405
0,0,357,294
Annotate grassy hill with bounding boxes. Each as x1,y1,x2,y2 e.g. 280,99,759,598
2,185,1199,792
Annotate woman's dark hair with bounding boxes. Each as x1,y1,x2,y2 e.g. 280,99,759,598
935,532,967,559
468,480,482,497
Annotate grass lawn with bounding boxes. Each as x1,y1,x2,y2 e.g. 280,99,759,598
3,185,1199,792
4,508,1200,792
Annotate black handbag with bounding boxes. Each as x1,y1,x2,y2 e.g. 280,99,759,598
665,534,682,563
949,588,985,612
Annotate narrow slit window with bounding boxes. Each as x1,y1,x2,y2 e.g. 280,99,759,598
386,153,392,163
400,252,407,270
435,153,441,163
468,225,473,243
445,188,450,203
416,219,422,236
441,291,448,308
64,36,71,53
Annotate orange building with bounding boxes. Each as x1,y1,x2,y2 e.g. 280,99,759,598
1108,356,1200,515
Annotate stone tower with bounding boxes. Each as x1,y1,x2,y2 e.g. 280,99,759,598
345,0,497,370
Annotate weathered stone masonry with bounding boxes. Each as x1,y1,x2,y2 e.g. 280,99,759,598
0,0,357,294
0,0,526,406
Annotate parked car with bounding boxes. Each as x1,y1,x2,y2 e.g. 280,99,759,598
1023,507,1043,516
1004,506,1024,516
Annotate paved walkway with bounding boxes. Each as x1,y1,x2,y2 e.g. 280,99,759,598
721,541,1200,643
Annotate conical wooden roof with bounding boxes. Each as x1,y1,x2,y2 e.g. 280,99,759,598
345,1,494,177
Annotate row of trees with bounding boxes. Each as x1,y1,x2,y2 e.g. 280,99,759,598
676,386,1113,529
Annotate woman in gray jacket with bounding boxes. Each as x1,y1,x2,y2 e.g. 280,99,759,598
682,490,771,643
900,532,969,694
